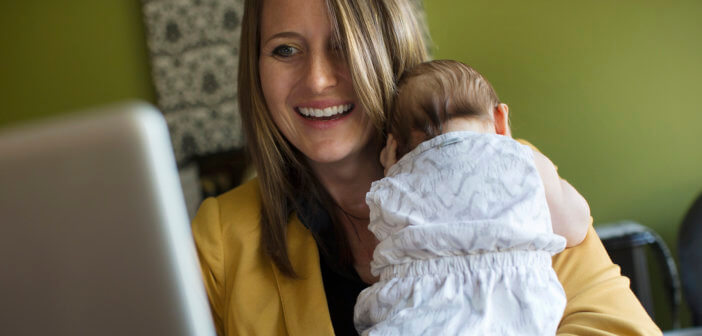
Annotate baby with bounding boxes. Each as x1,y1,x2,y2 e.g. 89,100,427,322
354,60,591,335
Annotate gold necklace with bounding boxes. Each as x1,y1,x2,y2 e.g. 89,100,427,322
334,203,378,268
334,203,370,240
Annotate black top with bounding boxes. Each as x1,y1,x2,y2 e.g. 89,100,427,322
296,199,369,336
319,253,369,336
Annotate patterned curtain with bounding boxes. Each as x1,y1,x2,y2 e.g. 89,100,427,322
141,0,245,165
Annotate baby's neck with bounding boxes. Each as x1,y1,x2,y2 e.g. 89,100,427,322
443,117,494,134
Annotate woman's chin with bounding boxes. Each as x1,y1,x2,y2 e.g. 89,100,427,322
291,121,377,167
303,148,356,165
299,139,371,166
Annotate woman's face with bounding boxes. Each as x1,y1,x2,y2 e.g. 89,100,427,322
259,0,376,165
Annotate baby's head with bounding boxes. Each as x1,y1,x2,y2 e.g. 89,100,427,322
388,60,508,157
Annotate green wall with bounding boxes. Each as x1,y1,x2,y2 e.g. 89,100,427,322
424,0,702,327
0,1,155,126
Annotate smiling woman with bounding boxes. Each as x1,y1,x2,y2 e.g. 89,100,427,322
236,0,427,285
191,0,663,335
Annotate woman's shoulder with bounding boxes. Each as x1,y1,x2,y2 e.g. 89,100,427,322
216,177,262,213
191,177,292,335
192,177,263,243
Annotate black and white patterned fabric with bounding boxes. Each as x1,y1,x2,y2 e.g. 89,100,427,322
142,0,245,164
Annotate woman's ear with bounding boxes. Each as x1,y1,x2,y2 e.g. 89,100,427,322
494,103,511,137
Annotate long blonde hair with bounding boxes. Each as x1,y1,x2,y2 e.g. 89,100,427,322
238,0,429,277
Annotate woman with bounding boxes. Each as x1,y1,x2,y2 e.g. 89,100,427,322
192,0,662,335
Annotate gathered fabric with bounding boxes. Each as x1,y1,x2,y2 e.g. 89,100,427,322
355,132,567,336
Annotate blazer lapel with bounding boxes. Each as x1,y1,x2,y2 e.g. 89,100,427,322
271,215,335,335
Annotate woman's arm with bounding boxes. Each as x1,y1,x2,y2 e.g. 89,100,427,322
554,225,662,335
532,149,591,247
517,139,660,335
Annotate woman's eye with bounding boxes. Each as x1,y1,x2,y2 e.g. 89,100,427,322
272,45,298,58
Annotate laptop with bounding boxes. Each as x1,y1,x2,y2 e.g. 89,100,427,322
0,102,216,336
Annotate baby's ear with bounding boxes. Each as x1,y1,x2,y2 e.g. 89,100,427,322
494,103,511,137
380,134,398,175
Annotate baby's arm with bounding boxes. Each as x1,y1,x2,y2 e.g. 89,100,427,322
532,150,591,247
380,134,398,176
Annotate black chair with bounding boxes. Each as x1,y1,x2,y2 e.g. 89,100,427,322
596,221,682,328
679,192,702,326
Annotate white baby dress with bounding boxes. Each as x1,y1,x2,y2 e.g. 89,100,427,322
354,131,567,336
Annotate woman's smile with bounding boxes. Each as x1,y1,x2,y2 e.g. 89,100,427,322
293,101,356,131
296,103,354,120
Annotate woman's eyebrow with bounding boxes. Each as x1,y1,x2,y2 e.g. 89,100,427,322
262,31,303,45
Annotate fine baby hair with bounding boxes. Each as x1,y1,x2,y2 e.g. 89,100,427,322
388,59,501,157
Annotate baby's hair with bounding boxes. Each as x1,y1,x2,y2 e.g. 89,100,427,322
389,59,501,156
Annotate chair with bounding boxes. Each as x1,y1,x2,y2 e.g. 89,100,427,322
679,192,702,326
596,221,682,328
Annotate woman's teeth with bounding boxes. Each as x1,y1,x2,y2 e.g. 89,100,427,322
298,104,353,118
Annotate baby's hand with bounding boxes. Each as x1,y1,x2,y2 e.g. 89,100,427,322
380,134,398,176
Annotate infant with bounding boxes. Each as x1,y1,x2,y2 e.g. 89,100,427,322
354,60,591,335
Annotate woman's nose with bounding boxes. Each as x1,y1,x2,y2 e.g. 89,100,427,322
305,51,339,94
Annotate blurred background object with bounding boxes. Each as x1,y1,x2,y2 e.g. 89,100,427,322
597,221,682,328
679,192,702,326
140,0,248,220
141,0,244,165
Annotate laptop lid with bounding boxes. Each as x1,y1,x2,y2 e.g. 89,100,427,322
0,102,216,336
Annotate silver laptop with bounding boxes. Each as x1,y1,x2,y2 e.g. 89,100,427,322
0,102,216,336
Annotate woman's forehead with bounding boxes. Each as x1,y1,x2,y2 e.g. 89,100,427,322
260,0,331,40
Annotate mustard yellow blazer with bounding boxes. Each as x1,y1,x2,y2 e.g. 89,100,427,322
192,178,662,336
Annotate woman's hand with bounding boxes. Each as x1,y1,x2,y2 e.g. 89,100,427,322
379,134,398,176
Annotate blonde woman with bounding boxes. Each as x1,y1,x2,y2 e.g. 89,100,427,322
191,0,661,335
